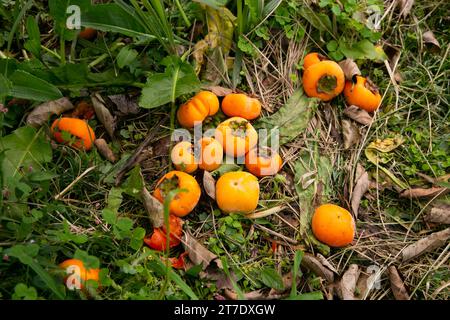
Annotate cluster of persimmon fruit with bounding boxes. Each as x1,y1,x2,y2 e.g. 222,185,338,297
302,52,382,112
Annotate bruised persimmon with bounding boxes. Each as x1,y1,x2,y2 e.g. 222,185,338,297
215,117,258,157
245,146,282,177
303,52,327,70
177,91,219,128
59,258,100,290
216,171,260,214
51,117,96,151
78,27,97,40
171,141,198,173
221,93,261,120
302,60,345,101
312,204,355,247
198,137,223,171
153,171,201,217
144,215,183,251
344,76,382,112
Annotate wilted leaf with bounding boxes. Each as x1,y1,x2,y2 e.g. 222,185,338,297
342,119,361,150
338,264,360,300
401,228,450,262
425,202,450,225
141,187,164,228
388,266,410,300
202,85,233,96
26,97,74,128
182,232,219,270
94,139,116,163
400,187,448,199
422,30,440,49
397,0,414,18
255,89,319,145
203,171,216,200
301,253,334,283
91,93,116,138
365,136,408,190
107,94,140,116
343,105,373,125
351,165,369,217
338,59,361,81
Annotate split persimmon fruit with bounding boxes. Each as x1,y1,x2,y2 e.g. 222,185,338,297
177,91,219,128
51,117,96,151
221,93,261,120
344,76,382,112
311,204,355,247
215,117,258,157
171,141,198,173
153,171,201,217
144,215,183,251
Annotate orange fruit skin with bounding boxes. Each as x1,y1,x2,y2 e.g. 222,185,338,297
343,76,382,112
302,60,345,101
216,171,260,214
303,52,326,70
153,171,201,217
245,147,282,177
51,117,96,151
221,93,261,120
177,91,219,128
170,141,198,173
144,215,183,251
78,28,97,40
312,204,355,247
59,258,100,289
215,117,258,157
198,137,223,171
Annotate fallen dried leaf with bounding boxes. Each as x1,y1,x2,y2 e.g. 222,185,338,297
202,85,233,97
397,0,414,18
107,94,140,116
400,187,448,199
141,187,164,228
338,59,361,81
425,203,450,225
203,171,216,200
351,166,369,217
343,105,373,125
26,97,74,127
94,139,116,163
338,264,360,300
301,253,335,283
422,30,440,49
388,266,410,300
246,205,285,219
402,228,450,262
182,232,220,270
91,93,116,138
355,266,382,300
316,253,338,274
342,119,361,150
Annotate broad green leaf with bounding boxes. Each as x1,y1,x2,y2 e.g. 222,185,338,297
130,227,146,250
139,58,201,109
24,16,41,58
211,163,242,177
0,73,12,99
12,283,38,300
254,89,319,145
74,249,100,269
122,165,144,198
290,250,304,297
106,187,123,213
116,46,139,69
259,267,284,291
102,208,117,225
9,70,63,101
48,0,90,41
299,5,332,33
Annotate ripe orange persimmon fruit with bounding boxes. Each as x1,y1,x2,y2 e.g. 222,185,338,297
302,60,345,101
343,76,382,112
79,28,97,40
221,93,261,120
51,117,96,151
215,117,258,157
177,91,219,128
216,171,259,214
59,258,100,289
144,215,183,251
198,137,223,171
303,52,327,70
171,141,198,173
245,146,282,177
153,171,201,217
312,204,355,247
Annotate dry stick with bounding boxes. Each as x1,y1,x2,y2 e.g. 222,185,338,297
254,224,298,245
54,166,97,200
115,118,167,186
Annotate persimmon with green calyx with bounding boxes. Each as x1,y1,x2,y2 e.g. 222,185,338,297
215,117,258,157
221,93,261,120
153,171,201,217
302,60,345,101
344,76,382,112
216,171,260,214
51,117,96,151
